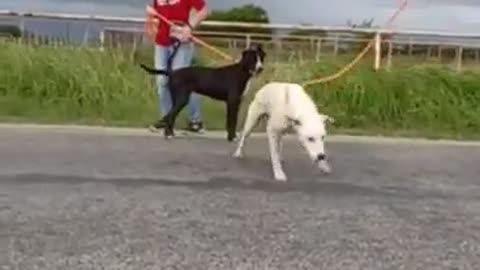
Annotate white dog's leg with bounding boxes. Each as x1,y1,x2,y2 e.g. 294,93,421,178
233,102,263,158
277,136,284,162
267,126,287,181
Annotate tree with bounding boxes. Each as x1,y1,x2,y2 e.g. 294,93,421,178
345,18,377,52
207,4,269,23
199,4,272,37
346,18,375,28
0,25,21,38
288,23,327,38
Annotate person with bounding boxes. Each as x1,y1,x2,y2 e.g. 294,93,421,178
145,0,209,133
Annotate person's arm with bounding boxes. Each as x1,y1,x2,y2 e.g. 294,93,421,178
177,0,209,42
186,0,208,32
145,0,159,40
189,5,208,29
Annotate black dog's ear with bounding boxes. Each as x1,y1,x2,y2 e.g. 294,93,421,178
248,43,261,51
256,44,266,58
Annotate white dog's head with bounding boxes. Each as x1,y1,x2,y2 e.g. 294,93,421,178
290,113,334,173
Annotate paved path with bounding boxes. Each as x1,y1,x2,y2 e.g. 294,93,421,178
0,125,479,269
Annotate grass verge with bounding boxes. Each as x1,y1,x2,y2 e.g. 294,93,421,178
1,42,480,140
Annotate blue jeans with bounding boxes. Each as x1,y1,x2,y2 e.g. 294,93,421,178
154,42,202,123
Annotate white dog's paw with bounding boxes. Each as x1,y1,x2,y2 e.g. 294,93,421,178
319,161,332,174
274,171,288,182
233,149,243,158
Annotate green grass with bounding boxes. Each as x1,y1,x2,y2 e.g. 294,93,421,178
1,42,480,140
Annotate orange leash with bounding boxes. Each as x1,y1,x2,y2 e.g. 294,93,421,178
146,5,233,61
145,1,409,87
301,0,409,88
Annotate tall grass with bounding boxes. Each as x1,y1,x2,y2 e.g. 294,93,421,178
0,43,219,127
0,44,154,126
312,65,480,138
1,42,480,139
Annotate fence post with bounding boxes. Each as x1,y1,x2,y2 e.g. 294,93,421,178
427,46,432,58
83,22,90,46
455,46,463,72
374,32,381,70
65,22,71,44
408,37,413,56
475,49,479,63
245,34,251,48
386,40,393,70
130,35,138,60
298,50,304,64
333,34,339,56
18,17,25,44
34,33,39,46
315,38,322,62
99,30,105,51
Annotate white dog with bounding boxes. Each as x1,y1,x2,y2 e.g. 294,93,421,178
233,82,334,181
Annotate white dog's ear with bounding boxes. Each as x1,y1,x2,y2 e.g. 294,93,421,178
319,114,335,124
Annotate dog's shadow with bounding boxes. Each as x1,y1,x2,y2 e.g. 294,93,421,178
203,176,392,197
5,173,385,197
179,176,446,200
133,174,403,198
4,173,444,199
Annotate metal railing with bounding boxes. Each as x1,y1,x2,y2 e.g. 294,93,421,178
2,9,480,38
1,10,480,70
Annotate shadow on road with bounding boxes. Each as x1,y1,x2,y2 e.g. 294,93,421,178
0,173,449,200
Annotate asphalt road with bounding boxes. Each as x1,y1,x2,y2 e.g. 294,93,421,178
1,125,480,270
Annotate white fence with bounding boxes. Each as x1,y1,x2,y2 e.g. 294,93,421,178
1,10,480,70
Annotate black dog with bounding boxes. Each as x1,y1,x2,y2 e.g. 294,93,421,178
140,42,266,142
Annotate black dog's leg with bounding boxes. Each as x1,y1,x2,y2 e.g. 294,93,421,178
159,111,174,138
163,89,191,138
226,98,241,142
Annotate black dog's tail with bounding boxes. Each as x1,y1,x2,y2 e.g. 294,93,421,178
139,38,182,76
140,64,169,75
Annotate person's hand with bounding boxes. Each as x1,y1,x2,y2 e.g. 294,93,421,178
177,24,193,42
170,23,192,42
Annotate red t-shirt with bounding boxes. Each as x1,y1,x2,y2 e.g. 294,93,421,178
153,0,206,46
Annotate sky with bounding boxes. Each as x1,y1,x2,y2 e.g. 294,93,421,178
1,0,480,32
